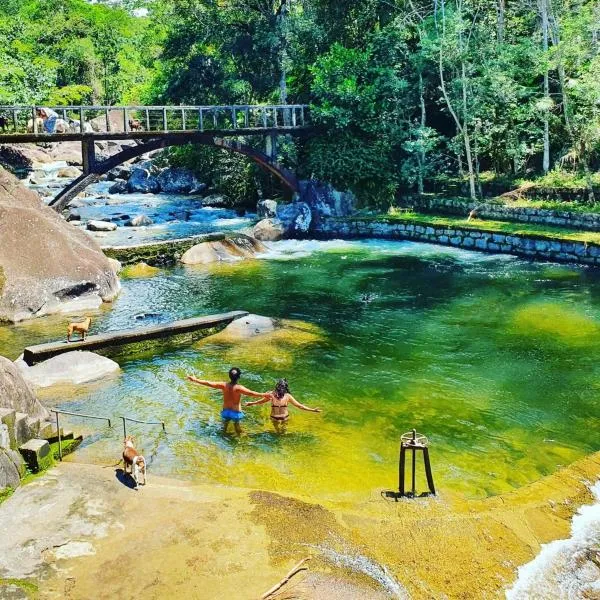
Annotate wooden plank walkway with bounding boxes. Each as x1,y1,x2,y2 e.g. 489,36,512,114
22,310,248,366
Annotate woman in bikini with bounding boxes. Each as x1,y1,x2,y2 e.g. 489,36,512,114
245,378,321,433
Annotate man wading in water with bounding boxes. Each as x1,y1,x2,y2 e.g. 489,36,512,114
187,367,271,435
245,378,321,434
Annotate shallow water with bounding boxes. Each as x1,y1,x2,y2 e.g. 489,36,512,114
3,239,600,501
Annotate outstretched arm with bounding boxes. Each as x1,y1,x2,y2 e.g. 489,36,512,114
245,396,272,407
288,395,321,413
237,385,272,399
187,375,225,390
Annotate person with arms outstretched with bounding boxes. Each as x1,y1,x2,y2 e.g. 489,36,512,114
187,367,272,435
245,378,321,434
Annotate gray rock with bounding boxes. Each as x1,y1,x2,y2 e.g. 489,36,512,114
57,166,82,179
6,448,25,477
0,167,120,322
276,202,312,235
108,179,128,194
18,439,52,473
87,220,117,232
126,215,154,227
201,194,229,207
220,314,276,339
66,210,81,222
253,218,286,242
299,180,356,226
157,168,200,194
0,449,20,490
17,351,120,388
0,357,48,419
257,199,277,219
127,167,160,194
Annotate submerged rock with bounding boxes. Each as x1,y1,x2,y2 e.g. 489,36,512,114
0,167,120,322
17,351,120,388
121,262,160,278
253,218,285,242
0,356,48,419
180,235,265,265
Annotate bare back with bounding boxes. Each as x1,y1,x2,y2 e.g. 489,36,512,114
222,383,244,412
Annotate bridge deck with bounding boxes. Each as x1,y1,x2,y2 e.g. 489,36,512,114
22,310,248,365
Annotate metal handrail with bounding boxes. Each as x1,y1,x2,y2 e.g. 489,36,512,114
50,408,112,461
120,416,166,439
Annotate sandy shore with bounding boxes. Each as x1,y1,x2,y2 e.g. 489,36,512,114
0,450,599,599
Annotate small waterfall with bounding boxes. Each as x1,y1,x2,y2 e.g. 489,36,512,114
506,480,600,599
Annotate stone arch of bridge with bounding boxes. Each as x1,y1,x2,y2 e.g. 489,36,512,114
49,133,298,212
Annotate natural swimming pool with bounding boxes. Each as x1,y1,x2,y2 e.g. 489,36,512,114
3,239,600,501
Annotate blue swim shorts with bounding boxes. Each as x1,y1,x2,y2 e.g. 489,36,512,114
221,409,244,421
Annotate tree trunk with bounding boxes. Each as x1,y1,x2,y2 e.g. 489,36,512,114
540,0,551,173
417,70,426,195
278,0,289,105
497,0,505,43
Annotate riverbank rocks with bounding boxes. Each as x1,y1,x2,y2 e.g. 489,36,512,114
87,220,117,232
57,166,82,179
180,235,266,265
253,218,286,241
257,199,277,219
127,166,160,194
0,167,120,322
276,201,312,235
298,180,356,225
0,356,48,419
108,179,128,194
0,449,21,489
17,351,120,388
201,193,229,207
121,262,160,278
157,168,200,194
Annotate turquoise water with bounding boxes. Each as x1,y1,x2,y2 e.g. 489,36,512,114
3,239,600,500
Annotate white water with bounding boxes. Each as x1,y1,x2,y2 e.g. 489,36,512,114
506,480,600,599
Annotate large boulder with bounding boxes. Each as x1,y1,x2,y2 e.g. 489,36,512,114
0,356,48,419
299,180,356,226
276,202,312,236
126,215,154,227
127,167,160,194
181,235,266,265
108,179,128,194
57,166,82,179
201,194,229,207
0,167,120,322
157,168,201,194
257,199,277,219
220,314,276,339
253,218,285,242
17,351,120,388
87,220,117,232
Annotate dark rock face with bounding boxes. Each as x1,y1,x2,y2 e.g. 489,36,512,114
0,167,120,322
127,167,160,194
108,179,128,194
299,180,356,227
157,168,200,194
276,202,312,235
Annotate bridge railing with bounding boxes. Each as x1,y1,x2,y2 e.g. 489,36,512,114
0,104,309,136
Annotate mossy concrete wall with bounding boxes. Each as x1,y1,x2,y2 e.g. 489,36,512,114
316,218,600,265
400,196,600,231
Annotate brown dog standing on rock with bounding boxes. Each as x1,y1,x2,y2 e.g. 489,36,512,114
67,317,92,342
122,436,147,488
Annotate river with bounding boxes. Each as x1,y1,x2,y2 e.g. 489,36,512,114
4,163,600,596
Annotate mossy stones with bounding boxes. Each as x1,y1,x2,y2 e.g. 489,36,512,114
18,439,53,473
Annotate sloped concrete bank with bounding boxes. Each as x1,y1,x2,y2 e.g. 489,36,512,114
316,217,600,265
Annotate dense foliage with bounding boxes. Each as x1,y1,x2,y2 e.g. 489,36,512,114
2,0,600,206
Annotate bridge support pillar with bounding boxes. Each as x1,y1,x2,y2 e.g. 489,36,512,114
266,133,278,160
82,139,97,175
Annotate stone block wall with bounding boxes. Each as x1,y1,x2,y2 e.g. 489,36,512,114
399,197,600,232
315,218,600,265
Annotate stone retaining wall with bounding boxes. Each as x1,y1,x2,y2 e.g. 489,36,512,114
399,197,600,232
315,218,600,265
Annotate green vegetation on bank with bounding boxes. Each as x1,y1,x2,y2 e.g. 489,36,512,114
362,211,600,245
1,1,600,207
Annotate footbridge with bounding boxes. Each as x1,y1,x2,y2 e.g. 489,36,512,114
0,104,310,210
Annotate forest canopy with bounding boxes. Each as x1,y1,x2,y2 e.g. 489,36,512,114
1,0,599,206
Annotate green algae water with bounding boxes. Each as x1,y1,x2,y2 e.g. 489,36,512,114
2,239,600,501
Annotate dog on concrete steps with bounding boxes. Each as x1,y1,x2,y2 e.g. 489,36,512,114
123,436,147,488
66,317,92,342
